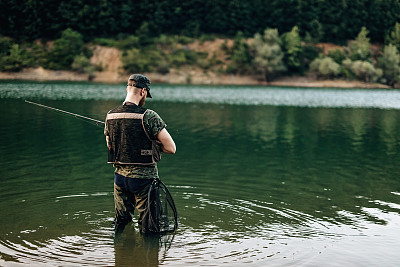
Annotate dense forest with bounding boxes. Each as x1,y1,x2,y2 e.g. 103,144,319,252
1,0,400,86
1,0,400,43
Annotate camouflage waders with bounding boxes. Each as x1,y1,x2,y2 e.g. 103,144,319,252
113,174,153,234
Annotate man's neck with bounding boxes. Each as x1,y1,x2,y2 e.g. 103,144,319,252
124,93,140,106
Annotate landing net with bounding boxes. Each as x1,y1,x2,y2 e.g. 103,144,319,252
141,178,178,234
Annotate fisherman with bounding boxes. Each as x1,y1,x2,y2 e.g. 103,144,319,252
104,74,176,235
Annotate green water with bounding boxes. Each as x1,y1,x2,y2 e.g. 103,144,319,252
1,81,400,266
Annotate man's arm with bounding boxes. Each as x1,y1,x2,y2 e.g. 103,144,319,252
157,128,176,154
106,136,111,150
104,121,111,149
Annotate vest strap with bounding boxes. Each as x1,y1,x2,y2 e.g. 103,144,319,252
106,113,144,120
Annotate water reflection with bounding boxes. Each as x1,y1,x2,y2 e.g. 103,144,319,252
1,82,400,266
114,229,175,267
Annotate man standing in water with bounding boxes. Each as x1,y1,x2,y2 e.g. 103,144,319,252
104,74,176,235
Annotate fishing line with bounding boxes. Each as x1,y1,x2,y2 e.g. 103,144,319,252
25,100,105,127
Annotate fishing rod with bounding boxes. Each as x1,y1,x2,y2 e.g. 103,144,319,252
25,100,105,126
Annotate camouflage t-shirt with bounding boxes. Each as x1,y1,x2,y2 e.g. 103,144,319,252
105,108,166,179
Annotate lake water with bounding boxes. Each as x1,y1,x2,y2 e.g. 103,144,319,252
1,81,400,266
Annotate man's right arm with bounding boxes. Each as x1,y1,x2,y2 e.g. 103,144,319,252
104,120,111,150
106,136,111,150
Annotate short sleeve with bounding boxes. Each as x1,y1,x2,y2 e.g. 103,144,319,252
143,110,166,140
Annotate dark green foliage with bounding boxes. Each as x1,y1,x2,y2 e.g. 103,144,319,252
122,48,163,73
71,55,95,77
0,37,13,56
281,26,320,74
386,23,400,51
92,38,119,47
378,44,400,86
121,34,202,73
1,0,399,44
45,28,85,70
227,31,252,74
0,37,37,71
348,27,372,62
0,44,29,71
281,26,304,73
327,48,346,64
367,0,400,43
301,44,321,70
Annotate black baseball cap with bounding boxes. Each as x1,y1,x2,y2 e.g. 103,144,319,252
128,74,152,98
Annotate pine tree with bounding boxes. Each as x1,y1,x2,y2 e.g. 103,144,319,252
251,28,286,81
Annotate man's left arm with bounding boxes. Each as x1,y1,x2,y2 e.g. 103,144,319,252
157,128,176,154
145,110,176,154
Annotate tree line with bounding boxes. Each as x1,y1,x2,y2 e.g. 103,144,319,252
2,23,399,86
1,0,400,43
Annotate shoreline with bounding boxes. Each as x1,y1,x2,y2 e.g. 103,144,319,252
0,67,393,89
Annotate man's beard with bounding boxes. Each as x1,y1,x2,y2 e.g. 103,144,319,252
138,96,146,106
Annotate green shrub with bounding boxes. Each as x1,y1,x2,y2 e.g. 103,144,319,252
176,36,194,45
92,38,118,47
306,19,324,43
309,57,340,78
343,59,382,82
122,48,148,73
29,42,48,67
45,28,85,70
220,40,230,54
116,35,140,50
157,34,175,47
348,27,372,61
228,31,252,74
169,50,187,66
0,44,32,72
386,22,400,50
251,28,286,81
327,48,346,64
199,34,216,43
0,37,12,56
302,44,321,71
378,44,400,86
281,26,303,73
71,54,95,77
122,48,165,73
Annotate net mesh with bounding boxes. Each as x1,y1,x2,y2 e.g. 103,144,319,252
141,178,178,233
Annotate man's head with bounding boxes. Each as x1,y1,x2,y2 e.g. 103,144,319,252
127,74,152,98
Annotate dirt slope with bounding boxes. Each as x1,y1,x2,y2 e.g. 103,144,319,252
90,45,124,83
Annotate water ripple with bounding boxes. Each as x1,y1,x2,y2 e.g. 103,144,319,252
2,81,400,109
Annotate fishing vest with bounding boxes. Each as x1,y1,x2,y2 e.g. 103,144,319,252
106,104,160,165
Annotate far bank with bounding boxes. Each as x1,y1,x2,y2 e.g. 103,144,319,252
0,67,391,89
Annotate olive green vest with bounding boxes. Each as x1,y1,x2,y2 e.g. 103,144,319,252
106,104,159,165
